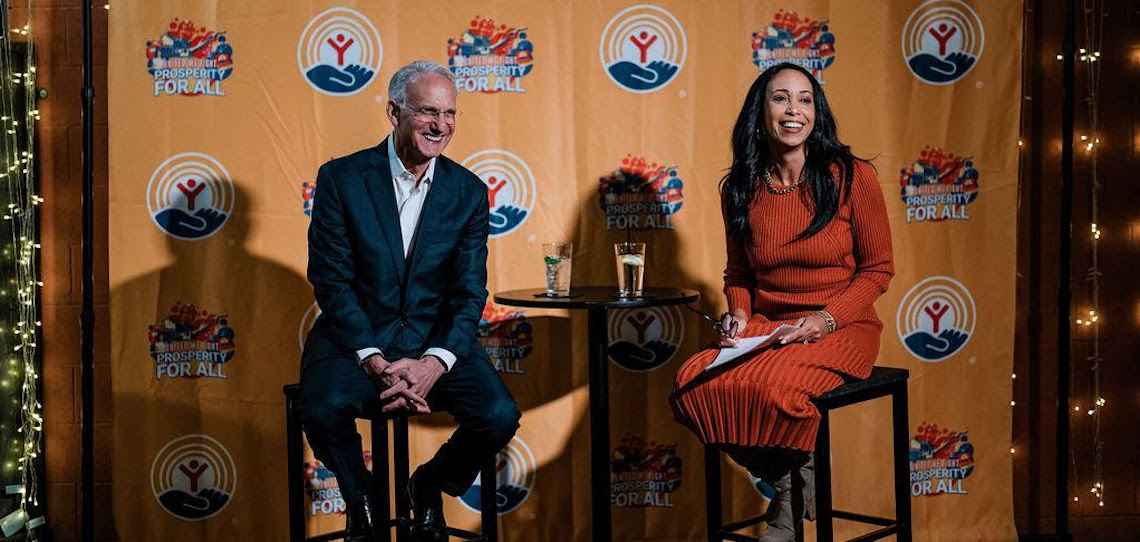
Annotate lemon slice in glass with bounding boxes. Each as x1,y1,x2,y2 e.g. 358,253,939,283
620,254,645,267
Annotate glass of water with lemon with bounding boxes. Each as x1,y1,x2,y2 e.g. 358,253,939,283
614,242,646,297
543,242,573,297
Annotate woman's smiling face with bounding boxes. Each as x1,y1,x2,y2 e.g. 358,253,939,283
763,68,816,151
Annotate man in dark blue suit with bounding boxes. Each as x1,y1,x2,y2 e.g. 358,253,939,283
300,60,520,542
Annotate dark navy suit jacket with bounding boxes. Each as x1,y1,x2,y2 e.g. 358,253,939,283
302,137,490,370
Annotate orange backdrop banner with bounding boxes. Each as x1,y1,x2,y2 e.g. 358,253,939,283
109,1,1020,540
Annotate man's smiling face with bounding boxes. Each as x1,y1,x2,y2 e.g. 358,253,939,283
387,72,457,166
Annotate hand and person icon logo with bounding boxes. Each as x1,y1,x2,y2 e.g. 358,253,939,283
599,5,687,93
147,152,234,240
897,276,976,362
151,435,237,521
298,8,383,96
902,0,985,85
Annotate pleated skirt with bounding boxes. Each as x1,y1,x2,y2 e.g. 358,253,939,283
670,321,880,451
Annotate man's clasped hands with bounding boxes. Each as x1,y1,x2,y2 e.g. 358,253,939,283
361,353,446,414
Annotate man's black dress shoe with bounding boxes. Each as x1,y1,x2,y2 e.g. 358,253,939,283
345,494,378,542
408,469,447,542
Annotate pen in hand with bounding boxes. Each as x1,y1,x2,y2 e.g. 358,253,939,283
717,313,741,348
683,304,743,348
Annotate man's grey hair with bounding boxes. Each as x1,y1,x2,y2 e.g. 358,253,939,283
388,60,457,106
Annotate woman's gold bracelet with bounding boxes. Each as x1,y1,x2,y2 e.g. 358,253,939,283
817,310,837,333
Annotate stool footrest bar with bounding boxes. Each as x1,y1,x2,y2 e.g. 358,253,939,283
446,526,485,539
720,531,761,542
844,525,899,542
304,531,347,542
832,510,896,526
722,514,768,532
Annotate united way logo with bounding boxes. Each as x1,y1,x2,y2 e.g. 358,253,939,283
151,434,237,521
297,8,383,96
146,152,234,240
900,147,979,223
297,302,321,351
599,4,687,93
896,276,975,362
752,10,836,83
447,16,534,94
459,436,536,515
302,179,317,217
611,434,682,508
598,155,684,231
305,451,372,516
902,0,984,85
608,306,683,372
145,18,234,97
478,302,533,375
910,422,974,496
462,149,535,238
148,302,235,380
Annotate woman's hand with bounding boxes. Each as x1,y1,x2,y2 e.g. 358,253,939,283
718,313,749,348
780,314,831,344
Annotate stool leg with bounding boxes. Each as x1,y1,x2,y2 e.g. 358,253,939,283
285,394,306,542
815,409,833,542
480,454,498,542
372,418,391,538
892,383,913,542
703,445,722,542
394,417,410,542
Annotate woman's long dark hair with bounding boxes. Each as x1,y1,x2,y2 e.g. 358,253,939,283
721,62,860,246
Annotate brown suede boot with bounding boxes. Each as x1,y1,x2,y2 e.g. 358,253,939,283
800,453,815,521
758,470,795,542
724,445,814,536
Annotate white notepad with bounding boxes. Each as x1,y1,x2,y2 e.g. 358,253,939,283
703,324,800,372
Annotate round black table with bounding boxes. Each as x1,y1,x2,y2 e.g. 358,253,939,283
493,286,699,542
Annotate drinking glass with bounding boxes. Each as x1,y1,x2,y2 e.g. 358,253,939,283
543,242,573,296
614,242,646,297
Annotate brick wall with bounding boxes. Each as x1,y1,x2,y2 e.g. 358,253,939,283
8,1,113,540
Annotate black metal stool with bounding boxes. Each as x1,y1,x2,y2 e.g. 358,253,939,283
704,366,912,542
285,384,498,542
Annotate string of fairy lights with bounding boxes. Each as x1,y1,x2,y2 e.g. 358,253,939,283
1069,0,1105,509
0,0,45,537
1031,0,1109,513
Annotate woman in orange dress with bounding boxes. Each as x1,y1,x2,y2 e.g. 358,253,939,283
671,63,894,540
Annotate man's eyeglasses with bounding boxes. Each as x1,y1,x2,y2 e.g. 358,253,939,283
403,105,458,123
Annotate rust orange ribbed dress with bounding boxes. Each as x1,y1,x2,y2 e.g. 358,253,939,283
671,161,894,451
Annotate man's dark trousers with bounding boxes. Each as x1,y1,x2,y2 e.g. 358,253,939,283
300,353,519,504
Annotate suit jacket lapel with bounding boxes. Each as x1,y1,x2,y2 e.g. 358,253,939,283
364,137,406,286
